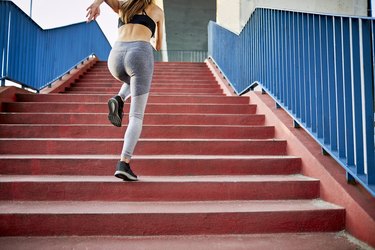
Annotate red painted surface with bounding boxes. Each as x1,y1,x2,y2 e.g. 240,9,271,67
0,113,265,125
247,88,375,247
0,124,275,139
0,175,319,201
0,61,350,243
0,233,364,250
0,156,301,176
0,200,344,236
0,138,288,155
0,86,30,112
2,102,256,114
207,58,375,247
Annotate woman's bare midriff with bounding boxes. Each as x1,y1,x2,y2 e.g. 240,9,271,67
116,24,152,42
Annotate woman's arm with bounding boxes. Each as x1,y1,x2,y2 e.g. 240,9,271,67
154,8,165,51
86,0,121,22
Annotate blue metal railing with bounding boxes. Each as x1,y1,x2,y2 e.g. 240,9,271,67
0,0,111,91
208,9,375,196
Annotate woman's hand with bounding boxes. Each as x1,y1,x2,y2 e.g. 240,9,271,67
86,2,101,22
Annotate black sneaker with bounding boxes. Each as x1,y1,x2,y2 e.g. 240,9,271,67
114,161,138,181
107,95,124,127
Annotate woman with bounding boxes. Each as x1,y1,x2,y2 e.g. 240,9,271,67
86,0,164,181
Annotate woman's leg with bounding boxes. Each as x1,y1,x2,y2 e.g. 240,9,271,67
114,41,154,181
121,92,149,161
118,82,131,102
107,44,131,127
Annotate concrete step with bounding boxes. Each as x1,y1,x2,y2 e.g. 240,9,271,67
62,91,225,96
0,155,301,176
0,199,345,236
16,93,249,104
77,79,216,84
0,138,287,155
0,113,265,125
2,102,256,114
80,75,216,81
0,175,319,201
71,83,219,88
0,232,364,250
0,124,275,139
64,87,223,94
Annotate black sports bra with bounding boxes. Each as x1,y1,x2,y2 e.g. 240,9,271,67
118,10,156,37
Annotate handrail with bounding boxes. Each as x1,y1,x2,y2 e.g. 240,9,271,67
0,0,111,91
208,8,375,196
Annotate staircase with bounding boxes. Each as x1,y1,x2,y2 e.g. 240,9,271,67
0,61,354,248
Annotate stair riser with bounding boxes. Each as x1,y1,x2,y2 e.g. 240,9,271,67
0,210,345,236
77,79,216,84
0,158,301,176
0,140,287,155
0,181,319,201
65,87,223,94
81,73,215,78
16,95,249,104
0,126,275,139
0,114,264,125
3,103,256,114
63,91,224,96
80,76,216,81
71,83,219,88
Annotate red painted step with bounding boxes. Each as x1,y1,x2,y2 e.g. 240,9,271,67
2,102,256,114
0,138,287,155
64,87,223,94
0,175,319,201
80,75,215,81
16,93,250,104
0,61,347,241
0,200,345,236
0,113,265,125
0,233,363,250
0,155,301,176
0,124,275,139
71,83,219,88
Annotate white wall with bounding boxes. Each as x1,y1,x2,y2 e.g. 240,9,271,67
217,0,368,34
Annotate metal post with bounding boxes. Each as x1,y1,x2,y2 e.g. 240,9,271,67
30,0,33,18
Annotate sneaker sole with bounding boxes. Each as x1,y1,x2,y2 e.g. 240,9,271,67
114,170,138,181
108,98,122,127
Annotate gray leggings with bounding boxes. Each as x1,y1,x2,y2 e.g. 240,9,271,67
107,41,154,159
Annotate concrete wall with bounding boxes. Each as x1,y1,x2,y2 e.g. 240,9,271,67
163,0,216,50
217,0,368,34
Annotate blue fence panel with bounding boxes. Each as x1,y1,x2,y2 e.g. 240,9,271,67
208,8,375,196
0,0,111,90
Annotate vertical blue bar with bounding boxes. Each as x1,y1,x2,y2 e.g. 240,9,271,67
320,16,330,145
360,19,375,184
282,11,288,108
269,9,274,93
280,10,285,105
308,14,316,134
351,18,364,175
295,12,301,117
308,14,316,133
327,17,337,149
314,15,322,138
342,18,355,166
267,9,271,88
300,13,308,124
274,10,279,98
334,17,346,159
288,12,294,112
